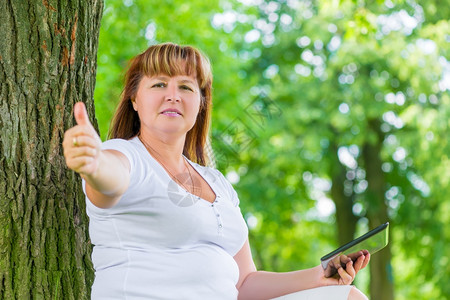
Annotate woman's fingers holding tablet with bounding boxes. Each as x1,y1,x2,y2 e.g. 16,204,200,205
353,252,370,274
337,261,355,285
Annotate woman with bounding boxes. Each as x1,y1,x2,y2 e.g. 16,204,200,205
63,43,370,299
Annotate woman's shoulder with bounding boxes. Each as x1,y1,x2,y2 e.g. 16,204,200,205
102,136,140,148
102,137,145,169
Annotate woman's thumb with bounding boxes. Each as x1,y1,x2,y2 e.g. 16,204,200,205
74,102,91,126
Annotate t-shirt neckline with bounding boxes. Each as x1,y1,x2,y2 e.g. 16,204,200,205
133,136,218,205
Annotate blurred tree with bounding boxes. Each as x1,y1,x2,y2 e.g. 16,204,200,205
0,0,101,298
214,1,448,299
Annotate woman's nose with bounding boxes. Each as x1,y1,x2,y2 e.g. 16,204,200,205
164,82,181,102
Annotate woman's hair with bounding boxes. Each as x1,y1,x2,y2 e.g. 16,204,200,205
108,42,213,166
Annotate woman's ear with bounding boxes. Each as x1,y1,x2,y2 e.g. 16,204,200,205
131,99,138,111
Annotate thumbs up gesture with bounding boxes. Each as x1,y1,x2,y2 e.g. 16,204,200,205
63,102,102,175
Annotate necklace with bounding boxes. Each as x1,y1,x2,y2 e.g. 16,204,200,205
138,135,200,197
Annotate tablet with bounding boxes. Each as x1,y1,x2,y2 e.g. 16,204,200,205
320,222,389,277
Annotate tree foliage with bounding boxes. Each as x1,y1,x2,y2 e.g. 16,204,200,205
94,0,449,299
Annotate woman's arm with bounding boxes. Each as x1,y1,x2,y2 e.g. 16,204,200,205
63,102,130,208
81,149,130,208
234,239,369,300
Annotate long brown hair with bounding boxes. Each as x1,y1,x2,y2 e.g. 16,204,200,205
108,43,213,166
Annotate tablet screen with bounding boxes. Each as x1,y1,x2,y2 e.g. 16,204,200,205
320,222,389,277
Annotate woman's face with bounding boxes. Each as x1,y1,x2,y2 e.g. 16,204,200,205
132,74,201,138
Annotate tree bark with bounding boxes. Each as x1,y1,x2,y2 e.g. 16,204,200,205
362,119,394,300
0,0,103,298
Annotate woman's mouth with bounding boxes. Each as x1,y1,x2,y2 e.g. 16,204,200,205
161,109,182,116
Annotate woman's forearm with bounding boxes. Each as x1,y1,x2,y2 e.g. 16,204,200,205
238,265,324,300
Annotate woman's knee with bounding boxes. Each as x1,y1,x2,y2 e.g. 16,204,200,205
347,286,369,300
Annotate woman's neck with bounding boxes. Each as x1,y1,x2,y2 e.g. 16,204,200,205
138,130,187,171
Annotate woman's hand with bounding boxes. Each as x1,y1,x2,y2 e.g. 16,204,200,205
319,251,370,286
63,102,102,175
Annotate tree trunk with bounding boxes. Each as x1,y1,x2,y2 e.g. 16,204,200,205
0,0,103,298
362,119,394,300
330,142,358,246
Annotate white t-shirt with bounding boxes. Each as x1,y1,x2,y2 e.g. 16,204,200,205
83,137,249,299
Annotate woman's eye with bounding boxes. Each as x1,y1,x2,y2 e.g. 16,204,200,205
181,85,193,92
152,82,166,88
